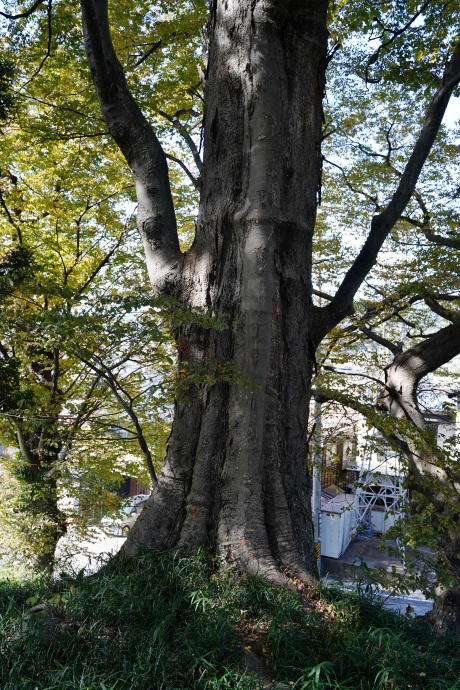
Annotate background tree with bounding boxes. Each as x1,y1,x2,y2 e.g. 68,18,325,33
0,31,177,568
0,211,174,570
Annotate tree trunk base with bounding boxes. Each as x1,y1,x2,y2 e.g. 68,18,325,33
427,585,460,635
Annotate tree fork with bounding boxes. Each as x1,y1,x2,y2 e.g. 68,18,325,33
81,0,460,588
80,0,329,580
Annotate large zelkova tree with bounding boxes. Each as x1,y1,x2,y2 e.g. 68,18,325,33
73,0,460,585
2,0,460,595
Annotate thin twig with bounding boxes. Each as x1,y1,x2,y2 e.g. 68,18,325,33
134,40,161,67
165,152,199,189
158,109,203,172
18,0,52,90
0,0,45,19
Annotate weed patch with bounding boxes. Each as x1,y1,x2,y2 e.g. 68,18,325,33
0,549,458,689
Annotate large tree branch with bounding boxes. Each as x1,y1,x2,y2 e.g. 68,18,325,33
376,321,460,432
316,40,460,341
391,321,460,382
423,295,458,323
391,322,460,385
80,0,181,292
422,230,460,250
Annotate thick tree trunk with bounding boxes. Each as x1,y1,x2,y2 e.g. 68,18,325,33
15,421,67,571
80,0,460,588
27,472,66,573
81,0,460,585
14,450,67,572
429,535,460,635
120,1,328,581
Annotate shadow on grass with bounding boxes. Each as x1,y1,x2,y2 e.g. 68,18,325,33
0,548,459,689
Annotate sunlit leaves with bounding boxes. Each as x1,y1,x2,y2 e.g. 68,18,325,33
0,0,208,564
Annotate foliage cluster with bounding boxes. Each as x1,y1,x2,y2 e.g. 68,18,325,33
0,549,459,689
0,237,174,566
0,0,211,568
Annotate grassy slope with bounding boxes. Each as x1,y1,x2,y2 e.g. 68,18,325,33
0,549,459,690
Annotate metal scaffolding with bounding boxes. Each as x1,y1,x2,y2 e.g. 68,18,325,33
352,443,408,538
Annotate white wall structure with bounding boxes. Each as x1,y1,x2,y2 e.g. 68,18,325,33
321,492,356,558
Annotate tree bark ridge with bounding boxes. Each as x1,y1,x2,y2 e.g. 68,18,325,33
120,0,328,582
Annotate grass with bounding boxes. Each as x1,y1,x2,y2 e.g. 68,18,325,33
0,548,459,689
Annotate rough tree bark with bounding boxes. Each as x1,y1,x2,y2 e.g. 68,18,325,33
80,0,460,583
81,0,330,582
